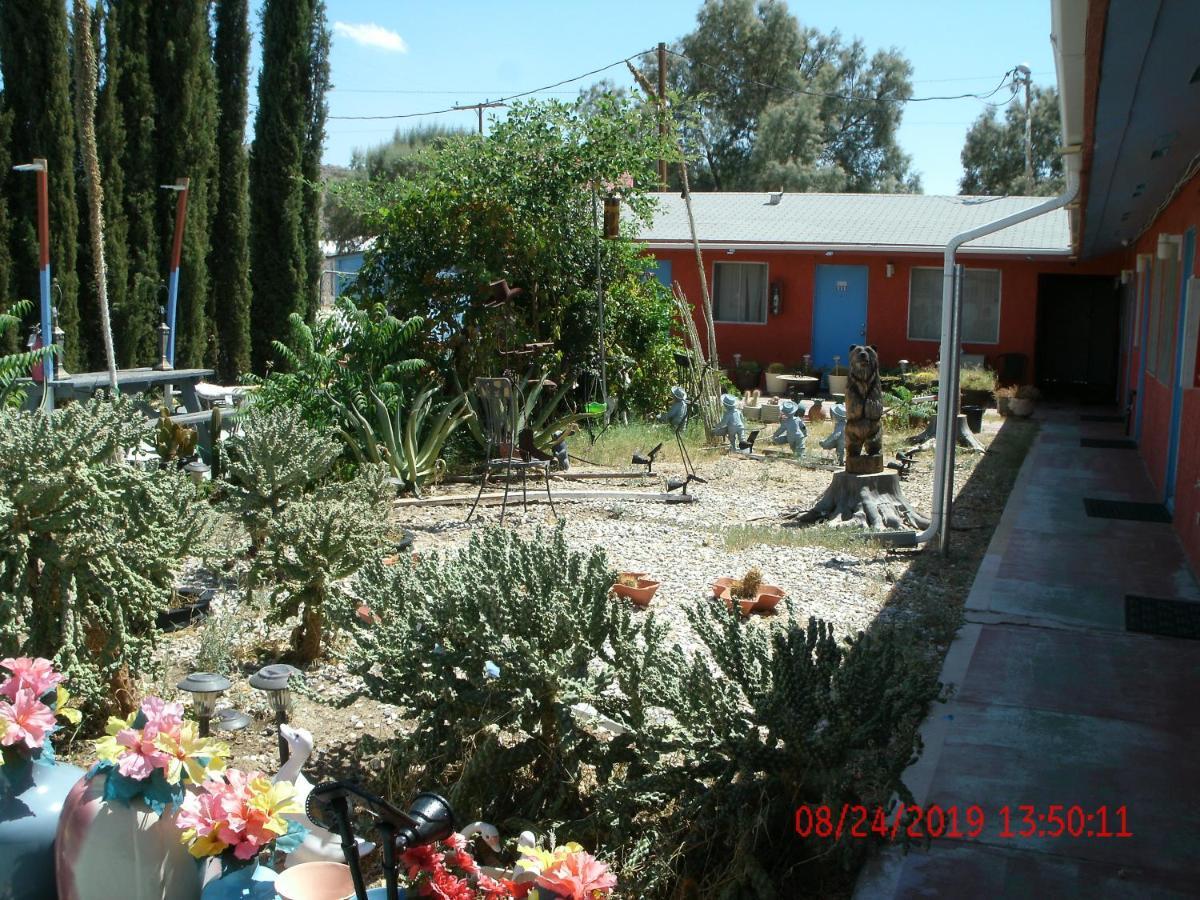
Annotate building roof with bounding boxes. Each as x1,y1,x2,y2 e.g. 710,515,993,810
638,192,1073,256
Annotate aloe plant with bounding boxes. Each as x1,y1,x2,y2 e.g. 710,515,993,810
462,370,586,454
338,381,470,496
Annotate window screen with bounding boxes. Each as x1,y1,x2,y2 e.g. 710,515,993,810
713,262,767,323
908,267,1001,343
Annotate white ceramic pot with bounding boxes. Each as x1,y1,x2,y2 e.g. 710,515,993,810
764,371,788,394
827,374,848,396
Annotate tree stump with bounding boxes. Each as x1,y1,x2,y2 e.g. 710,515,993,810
907,414,985,453
785,470,930,530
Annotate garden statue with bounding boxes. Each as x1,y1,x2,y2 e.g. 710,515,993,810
807,397,826,422
712,394,748,453
772,399,807,457
550,430,569,471
844,344,884,462
660,385,689,432
820,403,847,465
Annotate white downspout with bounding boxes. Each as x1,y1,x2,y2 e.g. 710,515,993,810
914,155,1080,548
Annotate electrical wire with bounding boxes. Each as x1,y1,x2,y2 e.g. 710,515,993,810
326,50,654,121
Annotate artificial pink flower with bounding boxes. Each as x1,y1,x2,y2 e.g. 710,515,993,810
139,696,184,736
0,657,65,700
536,851,617,899
114,726,170,780
0,688,58,749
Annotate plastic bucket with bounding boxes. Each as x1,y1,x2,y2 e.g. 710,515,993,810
963,405,984,433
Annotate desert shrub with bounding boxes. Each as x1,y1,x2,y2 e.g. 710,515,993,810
0,396,210,718
884,385,936,430
661,603,940,896
257,463,393,662
221,405,342,549
348,526,687,876
959,366,997,392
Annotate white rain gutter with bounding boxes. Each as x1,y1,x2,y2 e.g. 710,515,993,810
914,153,1080,551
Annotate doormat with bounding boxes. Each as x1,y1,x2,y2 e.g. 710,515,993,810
1125,595,1200,640
1083,498,1172,522
1080,438,1137,449
1080,414,1124,423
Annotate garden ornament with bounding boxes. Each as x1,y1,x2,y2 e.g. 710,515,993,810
485,279,523,308
712,394,749,453
820,402,847,464
772,400,807,457
275,724,376,867
550,430,570,471
660,385,689,432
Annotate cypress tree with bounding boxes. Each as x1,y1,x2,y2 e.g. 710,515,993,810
249,0,328,371
113,0,162,364
148,0,218,369
211,0,253,380
301,0,331,323
94,1,138,367
0,98,14,353
0,0,83,370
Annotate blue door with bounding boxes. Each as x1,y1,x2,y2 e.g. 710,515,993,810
1164,227,1196,511
812,265,869,369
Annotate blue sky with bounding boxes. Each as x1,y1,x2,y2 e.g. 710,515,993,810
257,0,1058,195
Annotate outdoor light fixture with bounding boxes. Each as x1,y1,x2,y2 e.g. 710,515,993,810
250,663,301,763
160,178,190,367
1120,269,1133,285
1157,233,1182,260
885,263,895,278
177,671,232,738
212,708,252,733
13,159,55,401
770,282,782,316
154,319,172,371
185,459,211,485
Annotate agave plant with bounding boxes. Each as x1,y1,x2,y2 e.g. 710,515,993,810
337,380,471,497
462,369,586,455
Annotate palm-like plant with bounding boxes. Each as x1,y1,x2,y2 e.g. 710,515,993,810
0,300,56,408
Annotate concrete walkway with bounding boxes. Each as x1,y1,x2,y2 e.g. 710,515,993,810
855,407,1200,898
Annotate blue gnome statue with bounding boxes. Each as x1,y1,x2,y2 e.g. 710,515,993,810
820,401,847,464
772,399,808,457
712,393,748,453
660,385,690,432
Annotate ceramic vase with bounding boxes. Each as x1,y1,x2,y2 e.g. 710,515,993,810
0,756,86,900
201,860,278,900
55,772,203,900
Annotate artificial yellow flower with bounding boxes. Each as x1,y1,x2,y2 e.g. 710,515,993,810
153,721,229,785
518,840,586,873
245,775,302,835
93,713,137,764
180,827,229,860
55,686,82,725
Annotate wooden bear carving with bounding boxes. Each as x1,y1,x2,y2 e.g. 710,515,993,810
844,344,883,457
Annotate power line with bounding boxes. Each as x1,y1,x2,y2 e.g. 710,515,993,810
326,51,651,121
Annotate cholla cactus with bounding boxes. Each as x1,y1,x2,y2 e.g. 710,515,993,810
0,396,210,717
258,464,393,662
221,405,342,549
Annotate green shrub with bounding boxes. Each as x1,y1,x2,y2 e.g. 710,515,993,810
0,300,56,408
959,366,997,392
0,396,210,718
883,385,936,430
766,362,787,374
258,464,393,662
221,405,342,549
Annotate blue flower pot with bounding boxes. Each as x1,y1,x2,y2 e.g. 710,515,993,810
201,861,278,899
0,756,86,900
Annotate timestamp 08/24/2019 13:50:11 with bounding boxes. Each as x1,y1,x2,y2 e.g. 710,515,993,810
794,804,1133,842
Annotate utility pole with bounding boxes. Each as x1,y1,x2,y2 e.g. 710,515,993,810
1015,64,1033,187
657,42,668,190
452,100,506,135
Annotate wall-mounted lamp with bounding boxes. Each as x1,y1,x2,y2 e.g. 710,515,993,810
1120,269,1133,285
824,250,834,257
770,282,782,316
725,248,736,255
1136,255,1149,274
1157,233,1182,260
885,263,895,279
250,663,302,763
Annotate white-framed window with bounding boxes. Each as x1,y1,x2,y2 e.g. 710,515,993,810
713,261,768,323
907,266,1001,343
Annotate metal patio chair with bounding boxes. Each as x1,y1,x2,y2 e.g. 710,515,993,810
465,376,558,524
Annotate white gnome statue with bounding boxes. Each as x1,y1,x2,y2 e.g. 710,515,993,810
772,399,807,457
712,393,748,453
820,401,847,464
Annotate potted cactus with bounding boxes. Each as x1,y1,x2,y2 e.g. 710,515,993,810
764,362,789,395
710,567,786,616
612,572,660,607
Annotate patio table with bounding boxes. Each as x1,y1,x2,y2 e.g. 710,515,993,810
24,367,214,413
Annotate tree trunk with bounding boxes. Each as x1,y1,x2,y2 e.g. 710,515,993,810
292,602,323,663
785,471,929,531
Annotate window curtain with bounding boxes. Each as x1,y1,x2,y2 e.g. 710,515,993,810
714,263,766,322
908,267,999,343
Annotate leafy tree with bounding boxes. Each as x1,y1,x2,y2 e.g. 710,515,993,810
646,0,919,192
250,0,329,372
338,96,682,415
0,0,83,369
212,0,253,380
149,0,219,369
960,85,1063,196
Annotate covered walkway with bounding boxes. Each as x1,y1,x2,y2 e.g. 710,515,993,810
856,408,1200,898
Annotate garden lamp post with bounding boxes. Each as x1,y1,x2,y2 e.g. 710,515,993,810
899,359,910,385
161,178,190,367
177,671,232,738
13,159,54,406
250,663,301,763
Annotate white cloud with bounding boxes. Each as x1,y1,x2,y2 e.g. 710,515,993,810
333,22,408,53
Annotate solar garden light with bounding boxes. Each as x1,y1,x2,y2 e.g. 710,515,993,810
184,458,211,485
899,359,910,384
177,672,232,738
250,663,301,764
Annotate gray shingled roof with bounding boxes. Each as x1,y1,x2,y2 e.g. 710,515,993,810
637,192,1072,255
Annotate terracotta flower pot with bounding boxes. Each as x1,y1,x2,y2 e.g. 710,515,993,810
612,577,661,607
715,583,786,616
273,861,355,900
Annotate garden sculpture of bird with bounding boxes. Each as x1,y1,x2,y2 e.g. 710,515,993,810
274,724,376,866
631,442,663,474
